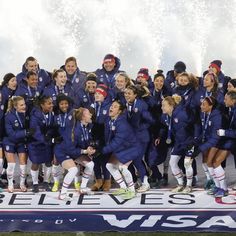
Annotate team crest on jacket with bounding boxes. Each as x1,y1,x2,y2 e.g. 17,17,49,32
218,83,223,88
208,121,212,126
111,125,116,131
174,118,178,123
39,77,42,82
103,110,107,115
75,78,79,83
14,120,19,127
134,108,138,113
68,115,72,120
83,98,88,102
1,105,4,110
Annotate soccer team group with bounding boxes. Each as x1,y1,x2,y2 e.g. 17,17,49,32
0,54,235,200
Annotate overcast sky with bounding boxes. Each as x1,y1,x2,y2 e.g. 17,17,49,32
0,0,236,80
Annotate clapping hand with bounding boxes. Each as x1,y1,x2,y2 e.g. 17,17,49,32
87,146,96,156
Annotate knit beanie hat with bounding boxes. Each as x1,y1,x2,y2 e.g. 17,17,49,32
95,84,108,97
209,60,222,73
137,68,149,80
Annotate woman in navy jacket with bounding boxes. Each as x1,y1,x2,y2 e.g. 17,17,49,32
102,100,140,200
90,84,112,192
54,108,95,200
192,72,224,113
124,85,154,192
43,69,75,106
15,71,43,115
172,72,199,184
148,70,171,187
110,72,133,105
28,96,56,193
191,96,222,195
51,94,76,192
211,91,236,197
16,56,51,88
3,96,34,192
61,56,87,93
161,95,194,193
172,72,198,110
74,73,97,109
0,74,18,175
0,73,17,111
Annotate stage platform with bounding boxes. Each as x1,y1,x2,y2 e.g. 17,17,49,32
0,155,235,232
0,188,236,232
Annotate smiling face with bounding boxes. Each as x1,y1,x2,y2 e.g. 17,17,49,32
94,91,105,102
85,81,97,93
59,100,69,113
7,77,17,90
203,74,214,88
154,76,164,90
124,88,137,103
178,74,189,86
26,60,38,72
27,74,38,88
15,99,26,113
115,75,127,90
137,77,148,86
41,98,53,113
65,60,77,75
109,101,122,119
209,66,218,75
227,81,236,92
82,108,92,124
103,61,116,72
55,71,67,87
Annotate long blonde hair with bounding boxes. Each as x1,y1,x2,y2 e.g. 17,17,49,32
6,96,24,113
163,95,182,108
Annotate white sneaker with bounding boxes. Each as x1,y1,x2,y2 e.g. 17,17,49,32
171,185,184,193
8,186,14,193
79,187,94,195
58,193,73,201
182,186,192,194
136,183,150,193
